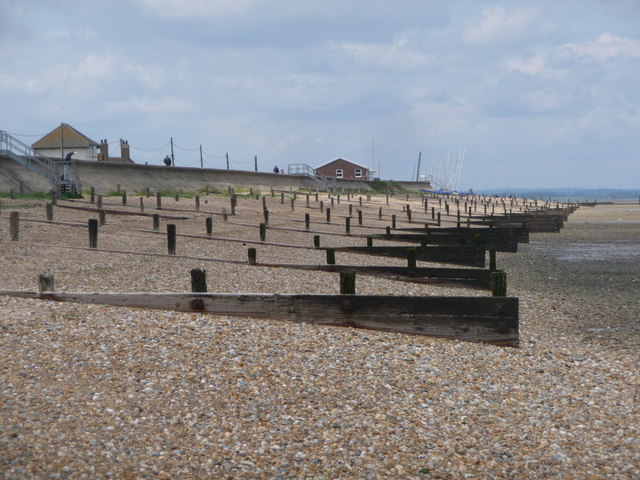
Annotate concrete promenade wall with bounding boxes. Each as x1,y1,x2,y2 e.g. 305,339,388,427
0,156,430,194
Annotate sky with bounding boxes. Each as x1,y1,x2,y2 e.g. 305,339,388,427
1,0,639,190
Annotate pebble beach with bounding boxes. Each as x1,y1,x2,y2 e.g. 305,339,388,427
1,193,638,479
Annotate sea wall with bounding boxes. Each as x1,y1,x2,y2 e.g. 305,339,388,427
0,156,429,194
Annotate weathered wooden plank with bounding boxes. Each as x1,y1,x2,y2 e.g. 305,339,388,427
253,263,499,289
330,245,486,267
368,232,519,252
0,290,518,346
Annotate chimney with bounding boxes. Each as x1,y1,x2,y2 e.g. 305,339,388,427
120,139,130,162
99,139,109,161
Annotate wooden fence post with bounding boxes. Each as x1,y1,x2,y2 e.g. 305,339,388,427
305,213,310,230
313,235,320,249
46,203,54,221
340,271,356,294
156,193,162,209
96,194,102,209
206,217,213,236
345,217,351,235
167,224,176,254
248,248,257,265
358,210,363,226
139,197,144,213
326,207,331,223
262,196,267,212
326,248,336,265
99,209,106,226
88,219,98,248
367,236,373,247
259,223,266,242
491,271,507,297
37,274,55,294
489,248,497,271
122,190,127,205
190,268,207,292
291,198,295,211
263,209,269,225
51,191,57,205
392,214,396,229
90,187,95,204
407,247,417,267
195,196,200,212
10,211,19,241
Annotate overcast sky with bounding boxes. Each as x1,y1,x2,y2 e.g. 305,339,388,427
1,0,639,190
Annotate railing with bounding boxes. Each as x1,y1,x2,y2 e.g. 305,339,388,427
287,163,336,190
0,130,81,193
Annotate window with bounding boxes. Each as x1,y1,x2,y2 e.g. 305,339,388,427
335,169,343,178
354,169,362,178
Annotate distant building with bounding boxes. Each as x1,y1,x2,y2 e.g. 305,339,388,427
32,123,99,160
315,158,370,180
32,123,133,163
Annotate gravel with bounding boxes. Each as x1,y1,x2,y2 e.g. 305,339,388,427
1,194,638,479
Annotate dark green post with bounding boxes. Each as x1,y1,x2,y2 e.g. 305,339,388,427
326,248,336,265
167,224,176,255
407,247,417,267
191,268,207,292
340,271,356,294
248,248,257,265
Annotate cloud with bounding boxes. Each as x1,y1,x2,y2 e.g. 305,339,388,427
109,96,193,115
463,5,538,46
333,36,431,71
136,0,253,18
565,33,640,60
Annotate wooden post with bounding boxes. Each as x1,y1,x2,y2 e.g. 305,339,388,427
262,196,267,212
97,194,102,209
491,271,507,297
348,204,353,217
167,224,176,255
146,187,150,198
223,210,228,222
281,192,285,204
305,213,310,230
46,203,54,221
340,271,356,294
385,226,391,237
122,190,127,205
153,213,160,231
175,192,179,202
263,209,269,225
291,198,295,211
407,247,417,268
98,209,106,226
51,191,57,205
157,192,162,209
437,212,441,226
195,196,200,212
90,187,95,204
191,268,207,292
326,248,336,265
379,207,382,219
10,211,19,241
230,196,236,215
306,194,310,208
489,248,497,271
247,247,257,265
206,217,213,236
139,197,144,213
88,219,98,248
392,214,396,229
358,210,363,226
259,223,266,242
319,201,324,213
345,217,351,235
313,235,320,249
326,207,331,223
367,236,373,247
38,274,55,294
